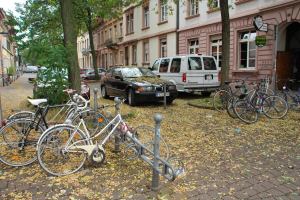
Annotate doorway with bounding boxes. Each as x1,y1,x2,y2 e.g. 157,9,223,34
276,22,300,89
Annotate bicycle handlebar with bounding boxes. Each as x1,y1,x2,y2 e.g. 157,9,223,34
73,94,89,110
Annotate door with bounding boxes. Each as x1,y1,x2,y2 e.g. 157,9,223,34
186,56,204,87
276,51,292,89
202,56,219,86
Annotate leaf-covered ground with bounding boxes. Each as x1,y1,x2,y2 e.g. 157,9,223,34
0,76,299,199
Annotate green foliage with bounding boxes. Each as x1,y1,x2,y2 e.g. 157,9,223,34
33,67,69,105
7,66,16,76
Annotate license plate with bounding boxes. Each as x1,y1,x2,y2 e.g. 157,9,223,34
205,74,213,80
156,92,170,97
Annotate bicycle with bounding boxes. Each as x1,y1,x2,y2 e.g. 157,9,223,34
279,79,300,111
0,92,91,167
233,81,288,124
36,97,170,176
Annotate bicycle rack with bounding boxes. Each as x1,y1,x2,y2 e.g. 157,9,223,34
113,97,185,191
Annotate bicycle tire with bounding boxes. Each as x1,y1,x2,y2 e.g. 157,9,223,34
226,97,238,118
0,119,45,166
37,124,88,176
263,95,288,119
234,99,258,124
213,90,231,111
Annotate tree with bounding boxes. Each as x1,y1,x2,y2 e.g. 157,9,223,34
59,0,81,91
220,0,230,86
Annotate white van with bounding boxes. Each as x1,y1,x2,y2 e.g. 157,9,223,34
150,55,220,95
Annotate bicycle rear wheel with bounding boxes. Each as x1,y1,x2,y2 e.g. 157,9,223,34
213,90,231,111
226,97,238,118
263,95,288,119
0,119,44,166
234,100,258,124
37,125,88,176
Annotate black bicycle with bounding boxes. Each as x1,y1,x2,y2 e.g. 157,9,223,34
280,79,300,111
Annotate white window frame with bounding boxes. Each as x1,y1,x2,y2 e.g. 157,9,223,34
211,37,222,68
144,5,150,28
239,30,257,69
209,0,220,8
189,0,199,16
188,39,199,54
160,0,168,22
160,38,167,57
143,41,149,62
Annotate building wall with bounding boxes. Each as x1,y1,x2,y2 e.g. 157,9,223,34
77,32,92,69
178,0,300,81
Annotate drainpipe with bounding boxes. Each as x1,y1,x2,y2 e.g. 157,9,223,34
272,25,278,91
176,0,179,55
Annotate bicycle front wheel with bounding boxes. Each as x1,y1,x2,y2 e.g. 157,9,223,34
226,97,238,118
213,90,231,111
263,95,288,119
234,100,258,124
37,125,88,176
0,119,44,166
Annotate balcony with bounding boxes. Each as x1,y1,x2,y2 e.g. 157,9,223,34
104,39,118,49
81,48,91,55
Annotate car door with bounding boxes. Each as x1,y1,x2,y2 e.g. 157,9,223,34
103,69,114,96
111,69,127,98
202,56,219,86
186,56,204,87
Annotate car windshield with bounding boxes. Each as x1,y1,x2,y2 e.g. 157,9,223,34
120,68,155,78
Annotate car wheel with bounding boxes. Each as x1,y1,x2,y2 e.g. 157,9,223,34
101,86,108,99
128,89,136,106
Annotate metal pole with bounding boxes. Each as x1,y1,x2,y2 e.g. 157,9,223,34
93,88,98,112
163,83,167,109
113,97,121,153
0,95,3,124
152,113,162,191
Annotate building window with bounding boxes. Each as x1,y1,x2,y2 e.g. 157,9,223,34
114,25,117,40
160,0,168,22
189,0,199,16
211,38,222,68
132,45,137,64
126,11,134,34
188,39,199,54
143,5,150,28
120,51,124,65
239,30,256,68
143,41,149,63
160,38,167,57
208,0,220,9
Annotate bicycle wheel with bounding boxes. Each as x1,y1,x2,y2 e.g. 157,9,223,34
72,110,110,138
234,100,258,124
213,90,231,111
226,97,238,118
131,125,170,160
263,95,288,119
0,119,44,166
37,125,88,176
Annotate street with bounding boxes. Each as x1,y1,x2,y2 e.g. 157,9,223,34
0,74,299,199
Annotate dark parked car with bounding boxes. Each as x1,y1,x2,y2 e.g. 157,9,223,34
82,68,106,80
100,67,178,106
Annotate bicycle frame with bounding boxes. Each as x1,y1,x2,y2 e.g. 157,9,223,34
65,113,127,156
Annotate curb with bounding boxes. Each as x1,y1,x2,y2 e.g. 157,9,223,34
187,102,216,111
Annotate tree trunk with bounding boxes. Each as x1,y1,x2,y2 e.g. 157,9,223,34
86,5,99,80
220,0,230,86
59,0,81,91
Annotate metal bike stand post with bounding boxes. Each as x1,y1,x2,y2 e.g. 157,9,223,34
163,83,167,109
113,97,121,153
152,113,162,191
0,95,3,123
93,88,98,112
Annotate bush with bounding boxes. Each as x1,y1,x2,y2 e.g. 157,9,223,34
7,66,16,76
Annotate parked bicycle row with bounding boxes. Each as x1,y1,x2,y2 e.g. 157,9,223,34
0,89,182,181
212,78,299,124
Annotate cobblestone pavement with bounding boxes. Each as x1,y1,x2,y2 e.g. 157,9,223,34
0,76,299,199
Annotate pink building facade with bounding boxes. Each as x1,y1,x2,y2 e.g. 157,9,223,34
178,0,300,87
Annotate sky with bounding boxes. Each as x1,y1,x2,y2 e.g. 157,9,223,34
0,0,26,16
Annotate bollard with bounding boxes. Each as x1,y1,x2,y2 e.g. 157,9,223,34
113,97,121,153
152,113,162,191
163,83,167,109
93,88,98,112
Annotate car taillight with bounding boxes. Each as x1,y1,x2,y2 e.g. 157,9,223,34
182,73,186,82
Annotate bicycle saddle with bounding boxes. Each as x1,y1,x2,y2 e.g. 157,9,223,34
27,98,47,106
